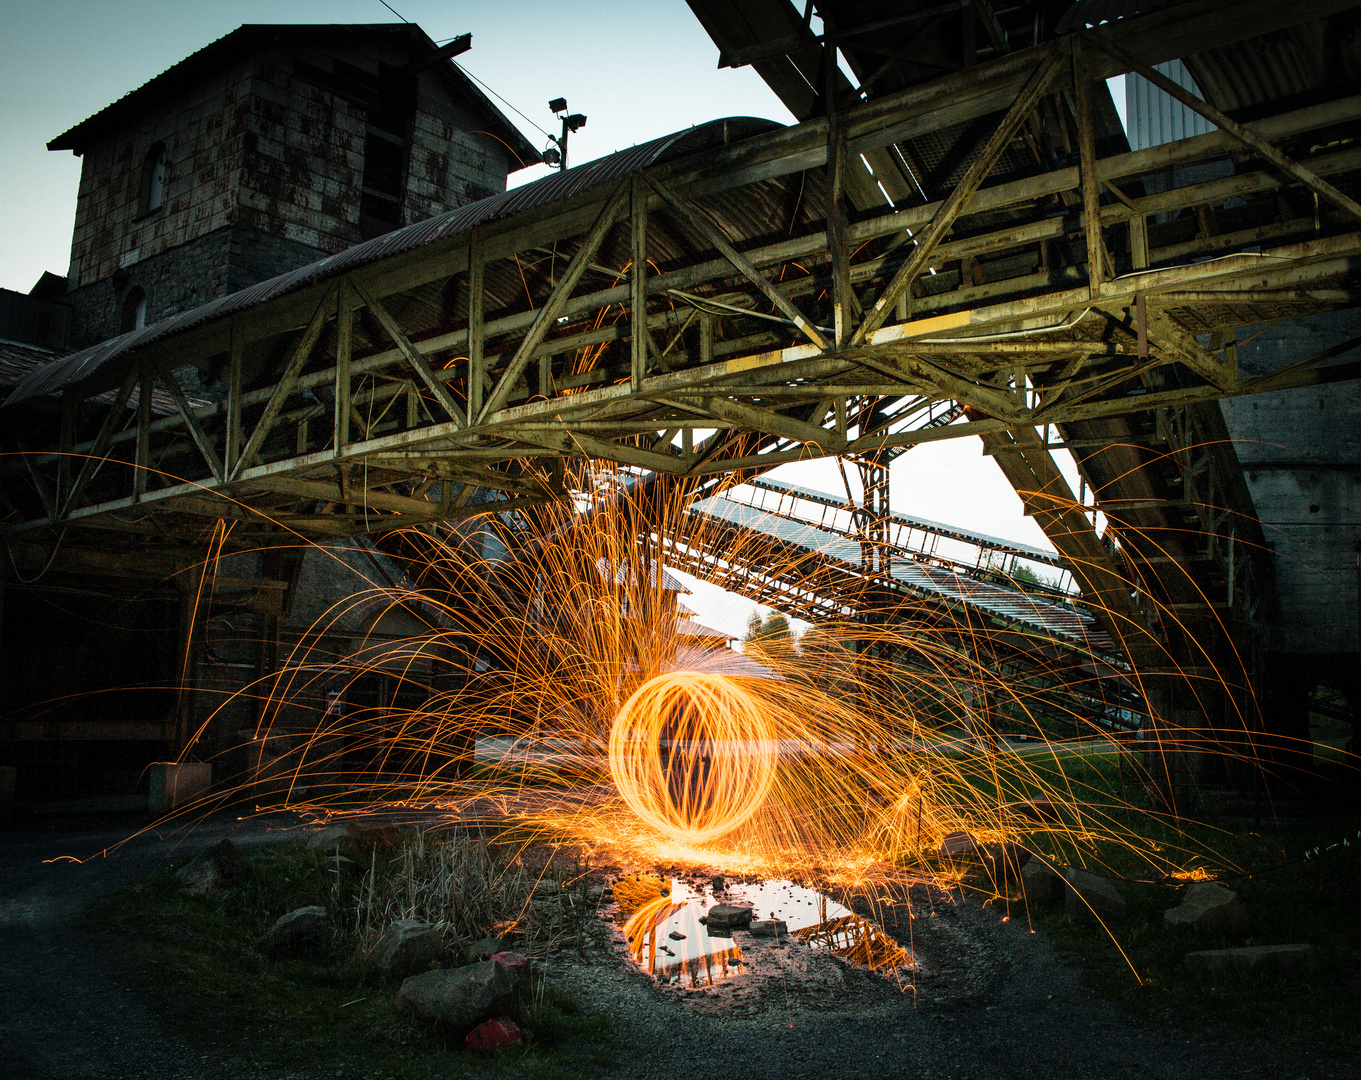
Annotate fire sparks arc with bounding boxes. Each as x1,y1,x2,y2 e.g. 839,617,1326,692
608,672,777,844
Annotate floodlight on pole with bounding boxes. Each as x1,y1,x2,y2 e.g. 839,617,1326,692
544,97,587,172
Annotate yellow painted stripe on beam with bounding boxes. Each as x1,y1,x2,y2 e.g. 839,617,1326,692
725,343,822,374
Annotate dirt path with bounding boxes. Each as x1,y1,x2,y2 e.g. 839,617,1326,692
1,814,1353,1080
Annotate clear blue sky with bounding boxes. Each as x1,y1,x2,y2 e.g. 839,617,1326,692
0,0,1088,639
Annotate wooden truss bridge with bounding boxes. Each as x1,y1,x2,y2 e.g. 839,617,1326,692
4,0,1361,770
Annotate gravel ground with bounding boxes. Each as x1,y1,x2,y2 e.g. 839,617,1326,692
1,813,1355,1080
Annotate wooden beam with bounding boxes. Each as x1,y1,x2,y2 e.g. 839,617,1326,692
351,278,466,428
477,184,628,422
158,362,224,481
251,476,448,518
647,175,830,351
134,359,152,497
60,362,139,516
826,54,854,346
631,173,649,391
1094,37,1361,226
1074,41,1106,295
468,228,485,418
225,317,244,475
229,283,336,481
851,41,1066,346
335,281,352,453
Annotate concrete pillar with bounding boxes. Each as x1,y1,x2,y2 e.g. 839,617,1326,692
149,762,212,813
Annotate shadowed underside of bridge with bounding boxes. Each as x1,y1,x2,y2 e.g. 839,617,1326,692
4,0,1361,787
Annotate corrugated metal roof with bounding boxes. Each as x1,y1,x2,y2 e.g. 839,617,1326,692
5,116,780,409
748,477,1063,566
691,493,1112,652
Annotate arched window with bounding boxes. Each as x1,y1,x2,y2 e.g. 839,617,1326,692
120,287,147,333
138,143,168,215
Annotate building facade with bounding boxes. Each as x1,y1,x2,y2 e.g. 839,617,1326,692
47,24,536,348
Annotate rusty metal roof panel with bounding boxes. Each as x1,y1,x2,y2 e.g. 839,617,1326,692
4,117,782,409
749,477,1064,566
691,493,1112,651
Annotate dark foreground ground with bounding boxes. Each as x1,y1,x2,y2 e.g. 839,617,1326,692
1,811,1355,1080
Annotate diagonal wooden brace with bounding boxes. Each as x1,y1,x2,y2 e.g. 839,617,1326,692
646,174,830,352
230,283,336,481
1095,37,1361,226
851,41,1066,346
476,184,629,423
60,362,140,517
350,277,467,428
157,361,225,481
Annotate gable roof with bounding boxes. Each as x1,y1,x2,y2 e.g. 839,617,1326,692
47,22,538,168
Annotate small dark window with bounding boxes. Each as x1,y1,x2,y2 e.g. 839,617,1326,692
120,287,147,333
138,143,168,215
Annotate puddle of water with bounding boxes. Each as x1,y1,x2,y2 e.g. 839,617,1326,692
620,878,910,988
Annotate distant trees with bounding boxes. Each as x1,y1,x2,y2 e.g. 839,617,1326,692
743,609,799,672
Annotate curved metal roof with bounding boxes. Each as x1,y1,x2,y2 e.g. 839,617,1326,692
5,116,782,409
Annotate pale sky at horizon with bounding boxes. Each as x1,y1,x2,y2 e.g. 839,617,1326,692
0,0,1103,642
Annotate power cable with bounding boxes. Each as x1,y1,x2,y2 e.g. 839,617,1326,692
375,0,553,143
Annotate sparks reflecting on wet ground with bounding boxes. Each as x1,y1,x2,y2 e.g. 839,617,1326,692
622,877,911,987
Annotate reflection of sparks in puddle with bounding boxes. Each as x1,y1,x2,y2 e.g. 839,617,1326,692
622,878,911,988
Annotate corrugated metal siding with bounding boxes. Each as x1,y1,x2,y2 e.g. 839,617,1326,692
1125,60,1216,150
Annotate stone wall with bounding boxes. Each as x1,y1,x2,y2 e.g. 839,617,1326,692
1221,310,1361,655
61,34,517,348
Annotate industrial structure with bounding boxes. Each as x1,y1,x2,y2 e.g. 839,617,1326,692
2,0,1359,808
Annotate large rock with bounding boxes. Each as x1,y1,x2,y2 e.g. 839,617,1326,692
1021,859,1065,904
258,905,332,957
174,838,244,895
466,1015,522,1052
371,919,446,981
1185,944,1319,978
1164,882,1248,936
938,831,982,861
982,843,1030,884
307,824,361,858
1063,868,1127,922
704,903,755,932
750,919,788,938
467,936,505,962
396,959,521,1029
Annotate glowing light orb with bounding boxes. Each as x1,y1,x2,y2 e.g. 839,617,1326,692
608,672,777,844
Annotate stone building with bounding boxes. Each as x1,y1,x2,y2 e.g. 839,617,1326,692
47,23,537,347
0,23,537,808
